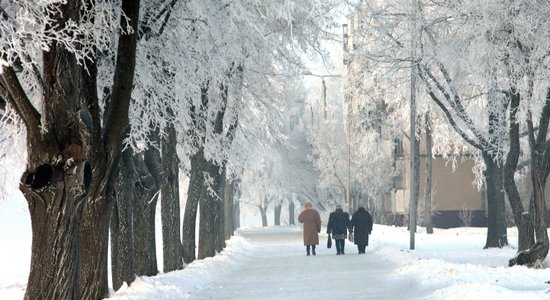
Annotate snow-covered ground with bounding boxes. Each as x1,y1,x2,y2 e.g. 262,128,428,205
2,198,550,299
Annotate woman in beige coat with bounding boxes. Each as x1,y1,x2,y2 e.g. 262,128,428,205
298,201,321,256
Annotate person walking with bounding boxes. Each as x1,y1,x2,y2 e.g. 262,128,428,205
298,201,321,256
327,204,351,255
350,206,373,254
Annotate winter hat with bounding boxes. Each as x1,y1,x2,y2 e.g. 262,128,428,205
336,204,342,210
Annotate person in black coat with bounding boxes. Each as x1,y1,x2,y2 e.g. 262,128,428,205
326,204,351,255
350,206,373,254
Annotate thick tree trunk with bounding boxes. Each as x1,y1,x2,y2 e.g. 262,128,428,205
161,124,183,272
274,203,282,226
133,151,160,276
198,160,222,259
215,167,226,252
233,199,241,229
224,178,235,240
182,150,203,263
288,201,295,225
531,171,549,256
482,151,508,248
22,160,91,300
79,184,113,300
529,93,550,261
5,2,96,299
110,149,136,291
216,197,225,251
2,0,139,299
503,89,531,252
233,180,242,229
80,0,140,297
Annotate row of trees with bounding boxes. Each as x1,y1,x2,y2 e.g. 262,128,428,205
337,0,550,265
0,0,342,299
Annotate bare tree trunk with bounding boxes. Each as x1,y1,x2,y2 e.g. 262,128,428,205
233,179,242,229
503,88,531,251
419,58,509,250
289,201,295,225
482,151,508,248
0,2,93,298
531,170,549,256
21,159,90,300
521,94,550,263
259,204,268,227
110,149,136,291
79,186,112,300
216,167,227,252
79,0,141,298
274,203,282,225
1,1,139,299
233,199,241,229
424,114,433,234
133,147,160,276
182,150,204,263
198,160,221,259
224,178,235,240
161,124,183,272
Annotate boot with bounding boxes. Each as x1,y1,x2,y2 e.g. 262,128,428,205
312,245,316,256
306,245,310,256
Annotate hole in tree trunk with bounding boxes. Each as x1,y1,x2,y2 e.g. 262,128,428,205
25,164,53,190
83,161,92,190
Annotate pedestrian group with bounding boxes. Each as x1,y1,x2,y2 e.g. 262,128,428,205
298,201,373,256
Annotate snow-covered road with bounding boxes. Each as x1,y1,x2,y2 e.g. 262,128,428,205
190,227,428,299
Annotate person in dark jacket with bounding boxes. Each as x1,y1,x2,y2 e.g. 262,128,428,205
326,204,351,255
350,206,373,254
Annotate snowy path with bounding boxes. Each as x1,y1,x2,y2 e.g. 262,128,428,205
191,226,428,299
5,224,550,299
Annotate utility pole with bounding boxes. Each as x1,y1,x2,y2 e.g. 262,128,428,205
409,0,419,250
348,109,352,212
302,70,346,206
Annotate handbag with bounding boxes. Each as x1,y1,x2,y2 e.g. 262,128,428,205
348,231,354,243
327,233,332,248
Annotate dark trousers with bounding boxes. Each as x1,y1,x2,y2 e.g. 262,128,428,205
357,244,366,254
335,239,345,254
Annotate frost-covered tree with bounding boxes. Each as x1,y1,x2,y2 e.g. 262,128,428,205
0,0,139,298
349,0,510,248
0,0,348,297
238,74,321,226
414,0,550,260
349,0,550,261
129,0,344,262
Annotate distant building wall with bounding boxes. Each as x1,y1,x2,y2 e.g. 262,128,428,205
387,156,482,212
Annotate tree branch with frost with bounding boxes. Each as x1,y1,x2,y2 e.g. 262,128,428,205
0,66,41,135
417,65,483,150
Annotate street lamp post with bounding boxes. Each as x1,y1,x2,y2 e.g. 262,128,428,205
303,70,350,209
302,70,341,123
